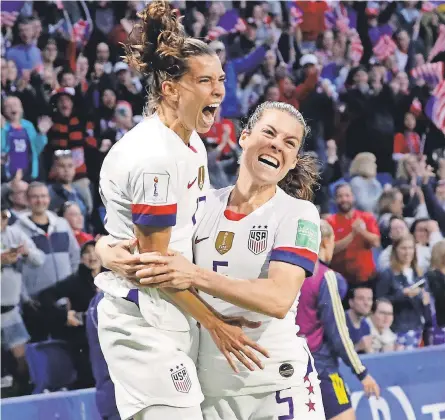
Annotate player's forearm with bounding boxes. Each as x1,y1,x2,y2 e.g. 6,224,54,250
95,235,114,269
193,268,294,319
333,233,355,254
162,288,222,330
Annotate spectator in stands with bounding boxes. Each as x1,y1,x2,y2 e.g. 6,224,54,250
45,87,96,211
1,200,44,394
48,151,89,218
60,201,94,246
38,240,100,388
367,298,397,353
426,241,445,344
379,217,441,274
95,88,117,138
17,182,80,341
375,234,431,349
346,287,373,354
393,112,421,161
114,62,144,116
377,187,405,247
86,292,119,420
209,38,272,121
297,220,380,420
395,153,419,188
2,170,29,225
411,218,443,260
1,96,51,181
349,152,382,214
278,54,319,111
100,100,134,146
41,38,59,73
95,42,113,74
314,139,342,216
327,183,381,285
419,163,445,235
5,17,42,75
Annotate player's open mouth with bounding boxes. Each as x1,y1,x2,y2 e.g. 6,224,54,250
202,103,219,120
258,154,280,169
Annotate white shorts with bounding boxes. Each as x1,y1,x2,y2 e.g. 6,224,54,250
201,370,325,420
97,295,204,420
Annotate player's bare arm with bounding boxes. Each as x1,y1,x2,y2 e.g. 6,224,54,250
136,252,306,319
97,232,270,373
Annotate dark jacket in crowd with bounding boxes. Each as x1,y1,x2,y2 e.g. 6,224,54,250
375,268,431,334
426,269,445,328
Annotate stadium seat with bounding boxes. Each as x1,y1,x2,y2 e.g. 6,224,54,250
376,172,394,186
25,340,77,394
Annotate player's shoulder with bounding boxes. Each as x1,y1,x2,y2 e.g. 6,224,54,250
276,188,320,219
104,116,175,170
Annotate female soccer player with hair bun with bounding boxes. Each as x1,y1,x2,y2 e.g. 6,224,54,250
101,101,327,419
95,2,268,419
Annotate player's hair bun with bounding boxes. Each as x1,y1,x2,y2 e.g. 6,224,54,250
124,0,186,76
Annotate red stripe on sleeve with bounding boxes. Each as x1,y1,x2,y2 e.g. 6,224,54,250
273,246,318,262
131,203,177,216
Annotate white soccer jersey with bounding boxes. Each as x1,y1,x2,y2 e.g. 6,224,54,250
96,113,209,331
194,186,321,397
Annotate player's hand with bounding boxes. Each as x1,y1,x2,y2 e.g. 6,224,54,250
361,374,380,398
96,238,152,282
207,317,270,373
137,251,196,290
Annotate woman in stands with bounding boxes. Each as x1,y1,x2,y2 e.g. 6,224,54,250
99,101,327,420
95,2,267,419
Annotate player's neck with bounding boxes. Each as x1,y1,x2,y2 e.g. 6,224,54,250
229,179,276,214
157,104,193,144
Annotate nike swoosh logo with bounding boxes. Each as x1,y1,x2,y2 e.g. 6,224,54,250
188,178,197,189
194,236,209,244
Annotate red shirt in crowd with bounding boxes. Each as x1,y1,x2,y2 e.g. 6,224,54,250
203,119,237,156
75,231,94,246
326,210,380,284
393,132,421,155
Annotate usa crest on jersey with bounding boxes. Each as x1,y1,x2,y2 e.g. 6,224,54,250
170,364,192,393
248,226,268,254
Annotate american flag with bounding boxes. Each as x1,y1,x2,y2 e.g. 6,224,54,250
290,5,304,28
428,24,445,62
421,2,435,12
206,26,227,41
373,35,397,61
411,62,444,86
425,81,445,134
206,15,246,40
410,97,423,116
234,17,247,33
72,19,91,47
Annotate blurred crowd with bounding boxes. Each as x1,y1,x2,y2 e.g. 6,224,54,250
1,0,445,398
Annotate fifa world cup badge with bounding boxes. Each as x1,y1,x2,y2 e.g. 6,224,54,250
153,176,159,197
